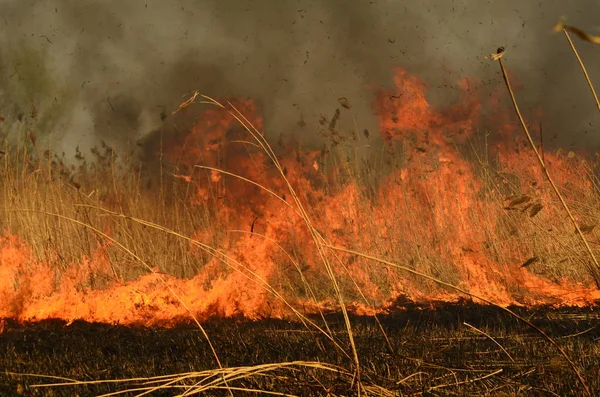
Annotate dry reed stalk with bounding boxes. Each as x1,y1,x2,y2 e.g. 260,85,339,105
81,205,353,359
174,94,365,394
463,322,515,362
426,369,503,393
323,244,592,397
6,208,226,376
26,361,358,396
492,47,600,293
553,21,600,112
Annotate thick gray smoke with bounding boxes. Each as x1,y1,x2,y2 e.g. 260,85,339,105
0,0,598,159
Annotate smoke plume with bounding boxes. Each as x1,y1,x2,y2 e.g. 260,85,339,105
0,0,598,158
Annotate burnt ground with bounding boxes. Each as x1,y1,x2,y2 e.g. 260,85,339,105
0,300,599,396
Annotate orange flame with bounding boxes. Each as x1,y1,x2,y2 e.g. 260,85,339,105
1,68,600,329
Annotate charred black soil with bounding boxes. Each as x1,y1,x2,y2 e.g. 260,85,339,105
1,300,599,396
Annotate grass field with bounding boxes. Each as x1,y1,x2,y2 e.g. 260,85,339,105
1,302,599,396
1,29,600,395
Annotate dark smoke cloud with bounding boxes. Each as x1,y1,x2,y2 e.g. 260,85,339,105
0,0,598,158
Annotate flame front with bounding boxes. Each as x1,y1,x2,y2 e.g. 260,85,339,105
1,67,599,328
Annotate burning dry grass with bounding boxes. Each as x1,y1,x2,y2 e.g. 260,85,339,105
1,23,600,396
2,89,600,323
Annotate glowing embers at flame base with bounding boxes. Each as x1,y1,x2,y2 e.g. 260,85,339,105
2,68,600,328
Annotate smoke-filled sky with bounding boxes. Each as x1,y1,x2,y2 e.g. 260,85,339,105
0,0,599,157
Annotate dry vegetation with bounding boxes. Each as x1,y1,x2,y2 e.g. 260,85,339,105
1,303,599,396
2,97,600,300
1,24,600,396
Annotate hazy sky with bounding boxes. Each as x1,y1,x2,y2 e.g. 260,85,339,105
0,0,598,156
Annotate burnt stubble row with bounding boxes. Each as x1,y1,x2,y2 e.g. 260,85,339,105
1,301,599,396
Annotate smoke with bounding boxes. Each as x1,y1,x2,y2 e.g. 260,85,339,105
0,0,598,159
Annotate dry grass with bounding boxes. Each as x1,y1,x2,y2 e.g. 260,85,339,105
3,96,600,395
2,102,600,304
0,130,217,282
2,22,600,396
1,304,599,396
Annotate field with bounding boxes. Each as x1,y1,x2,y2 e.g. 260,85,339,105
1,302,600,396
1,26,600,396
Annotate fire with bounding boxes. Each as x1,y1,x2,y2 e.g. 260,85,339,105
1,67,600,328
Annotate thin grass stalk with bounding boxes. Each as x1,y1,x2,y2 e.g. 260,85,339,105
223,98,363,392
227,229,348,351
463,322,514,362
175,94,363,391
561,29,600,111
492,47,600,290
27,361,353,396
84,206,353,359
553,21,600,112
323,243,592,397
3,208,229,395
319,234,394,353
